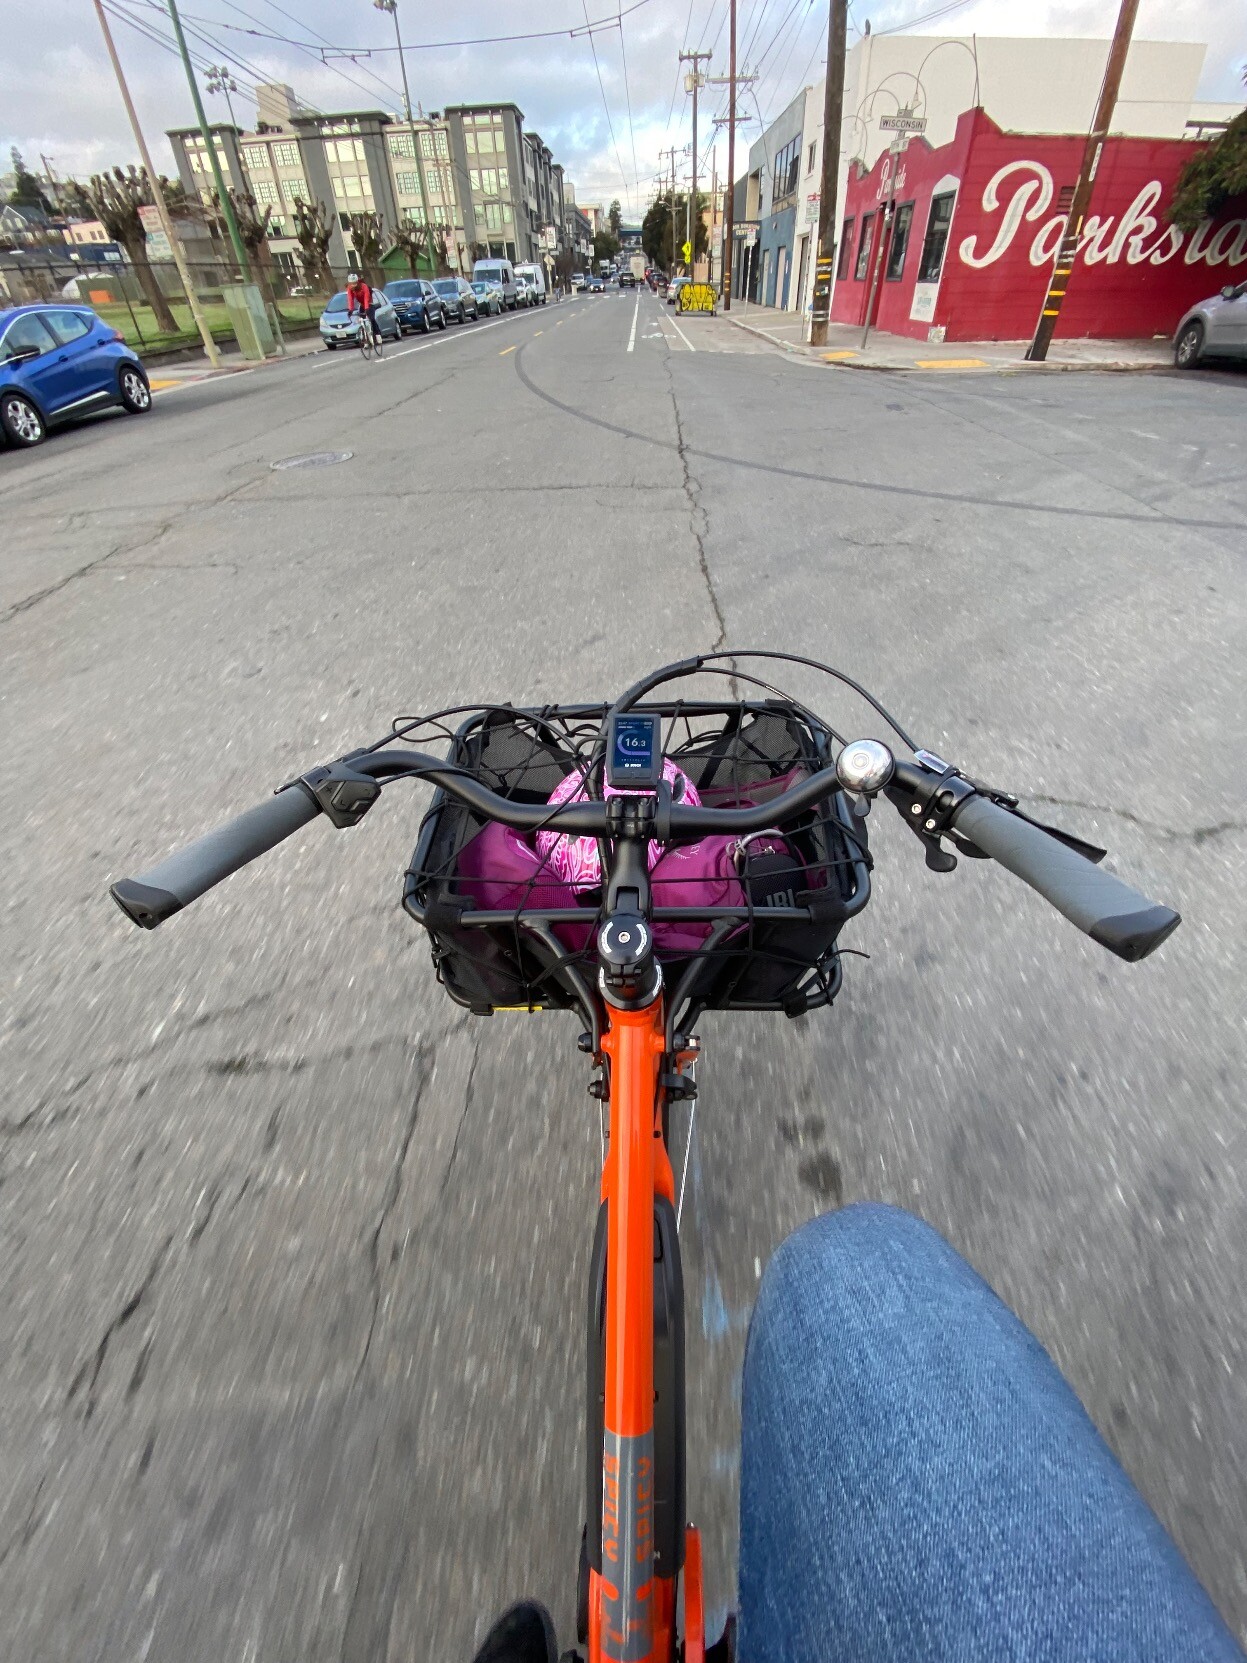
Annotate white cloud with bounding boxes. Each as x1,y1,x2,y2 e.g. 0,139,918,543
3,0,1240,208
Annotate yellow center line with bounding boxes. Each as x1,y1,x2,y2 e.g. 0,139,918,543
499,344,517,356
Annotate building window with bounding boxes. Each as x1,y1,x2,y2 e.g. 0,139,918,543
272,141,300,167
342,175,363,198
503,203,512,224
419,130,448,159
854,213,874,279
916,190,956,283
243,145,269,169
836,218,854,279
886,201,914,280
396,172,422,195
390,133,416,159
268,217,285,236
807,141,816,174
497,167,508,191
253,179,280,204
772,135,800,205
465,131,477,154
477,129,496,154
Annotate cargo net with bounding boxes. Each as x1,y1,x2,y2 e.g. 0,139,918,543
403,703,868,1018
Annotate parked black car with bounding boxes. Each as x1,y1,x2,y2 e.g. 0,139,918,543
432,277,479,323
383,280,446,334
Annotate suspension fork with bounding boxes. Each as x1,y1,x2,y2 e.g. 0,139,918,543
587,995,681,1663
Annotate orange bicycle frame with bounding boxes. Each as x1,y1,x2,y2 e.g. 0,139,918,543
586,995,703,1663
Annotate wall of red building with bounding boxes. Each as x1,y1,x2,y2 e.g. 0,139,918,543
832,109,1247,342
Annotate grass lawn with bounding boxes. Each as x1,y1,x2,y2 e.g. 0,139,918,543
93,296,328,354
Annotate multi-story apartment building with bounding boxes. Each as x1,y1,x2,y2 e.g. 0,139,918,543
169,83,468,274
443,104,529,263
169,84,578,278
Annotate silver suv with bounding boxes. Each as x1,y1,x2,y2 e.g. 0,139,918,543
1173,281,1247,368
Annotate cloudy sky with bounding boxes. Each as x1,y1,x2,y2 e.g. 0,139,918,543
3,0,1243,212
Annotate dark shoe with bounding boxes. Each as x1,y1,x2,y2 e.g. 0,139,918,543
469,1600,558,1663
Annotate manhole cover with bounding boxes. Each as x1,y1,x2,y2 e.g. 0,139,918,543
270,451,354,470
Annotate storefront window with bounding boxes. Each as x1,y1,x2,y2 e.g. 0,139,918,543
917,191,956,283
854,213,874,280
886,202,914,280
837,219,854,279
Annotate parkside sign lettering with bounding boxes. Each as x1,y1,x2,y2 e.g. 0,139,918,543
959,162,1247,272
832,108,1247,342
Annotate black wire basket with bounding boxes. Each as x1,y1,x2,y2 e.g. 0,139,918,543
402,701,871,1021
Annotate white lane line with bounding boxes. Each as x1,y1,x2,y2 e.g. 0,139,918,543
669,314,697,352
383,312,514,360
627,291,639,353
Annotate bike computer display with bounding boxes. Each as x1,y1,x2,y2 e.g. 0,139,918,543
606,712,663,788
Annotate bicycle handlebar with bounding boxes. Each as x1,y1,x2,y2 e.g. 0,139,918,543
947,792,1179,962
111,785,319,928
110,741,1179,962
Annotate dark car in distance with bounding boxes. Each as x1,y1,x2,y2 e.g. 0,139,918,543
0,303,151,448
432,277,479,323
383,280,446,334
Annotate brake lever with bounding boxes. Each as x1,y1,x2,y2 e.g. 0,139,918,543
892,750,1109,872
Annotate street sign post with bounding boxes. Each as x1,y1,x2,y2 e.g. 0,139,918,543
879,110,927,134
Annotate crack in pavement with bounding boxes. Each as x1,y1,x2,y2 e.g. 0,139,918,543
509,351,1247,536
663,352,728,656
353,1039,437,1384
2,472,264,624
1024,794,1245,846
66,1234,174,1422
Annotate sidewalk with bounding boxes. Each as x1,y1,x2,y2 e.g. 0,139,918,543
144,331,324,392
722,304,1172,373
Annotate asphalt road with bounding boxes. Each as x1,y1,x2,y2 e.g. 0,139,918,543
3,290,1245,1660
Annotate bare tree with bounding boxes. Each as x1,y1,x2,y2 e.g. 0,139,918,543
393,215,433,277
207,185,272,288
347,210,385,282
67,166,179,331
291,197,333,289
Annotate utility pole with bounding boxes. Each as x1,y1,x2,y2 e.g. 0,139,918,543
705,30,757,308
679,49,712,274
657,146,679,272
93,0,222,368
1026,0,1139,361
165,0,250,277
725,0,737,306
809,0,848,345
374,0,438,274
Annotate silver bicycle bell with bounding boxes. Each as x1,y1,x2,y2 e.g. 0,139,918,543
835,739,895,796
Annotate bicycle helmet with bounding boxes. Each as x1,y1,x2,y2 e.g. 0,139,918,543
347,272,360,283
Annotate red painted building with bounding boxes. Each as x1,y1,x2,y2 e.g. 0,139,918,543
831,108,1247,341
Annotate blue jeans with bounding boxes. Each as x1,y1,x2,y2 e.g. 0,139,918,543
739,1205,1243,1663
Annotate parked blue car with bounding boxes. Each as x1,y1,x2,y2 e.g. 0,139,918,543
0,303,152,449
382,279,447,335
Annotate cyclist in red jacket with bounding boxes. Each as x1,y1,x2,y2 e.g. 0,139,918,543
345,274,378,347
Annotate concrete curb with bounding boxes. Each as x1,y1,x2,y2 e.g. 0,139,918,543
139,320,322,370
724,313,1170,375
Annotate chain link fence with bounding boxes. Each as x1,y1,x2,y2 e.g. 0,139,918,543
1,254,446,355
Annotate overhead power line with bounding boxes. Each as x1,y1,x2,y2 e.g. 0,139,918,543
174,0,658,55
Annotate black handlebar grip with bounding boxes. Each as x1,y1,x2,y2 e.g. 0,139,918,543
111,785,321,929
950,793,1179,962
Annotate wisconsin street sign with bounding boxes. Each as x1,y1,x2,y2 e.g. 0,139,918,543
879,111,927,133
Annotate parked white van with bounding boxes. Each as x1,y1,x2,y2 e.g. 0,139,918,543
513,263,548,305
472,259,519,310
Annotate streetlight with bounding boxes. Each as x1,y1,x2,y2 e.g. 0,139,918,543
205,65,239,129
372,0,437,273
